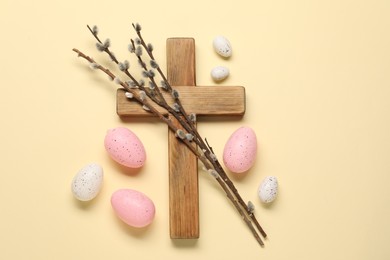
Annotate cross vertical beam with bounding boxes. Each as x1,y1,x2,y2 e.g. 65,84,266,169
167,38,199,239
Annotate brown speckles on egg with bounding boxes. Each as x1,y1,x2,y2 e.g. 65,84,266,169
213,36,232,58
223,126,257,174
104,127,146,168
258,176,278,203
111,189,155,228
71,163,104,201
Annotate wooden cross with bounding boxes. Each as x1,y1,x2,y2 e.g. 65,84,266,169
116,38,245,239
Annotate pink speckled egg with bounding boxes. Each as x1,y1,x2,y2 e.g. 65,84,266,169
223,126,257,174
104,127,146,168
111,189,155,228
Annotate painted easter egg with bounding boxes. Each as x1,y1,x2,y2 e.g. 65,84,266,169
104,127,146,168
213,36,232,58
211,66,230,82
111,189,155,228
258,176,278,203
223,126,257,174
71,163,103,201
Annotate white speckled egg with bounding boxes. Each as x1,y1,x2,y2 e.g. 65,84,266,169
258,176,278,203
223,126,257,174
111,189,155,228
104,127,146,168
71,163,103,201
213,36,232,58
211,66,229,82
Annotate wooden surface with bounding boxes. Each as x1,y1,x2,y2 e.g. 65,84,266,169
116,38,246,239
116,86,245,117
166,38,199,239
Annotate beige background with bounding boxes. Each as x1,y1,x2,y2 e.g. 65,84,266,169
1,0,389,259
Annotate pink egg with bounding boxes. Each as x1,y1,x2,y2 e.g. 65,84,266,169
223,126,257,174
111,189,155,228
104,127,146,168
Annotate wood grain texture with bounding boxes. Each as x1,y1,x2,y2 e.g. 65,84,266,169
116,86,245,117
167,38,199,239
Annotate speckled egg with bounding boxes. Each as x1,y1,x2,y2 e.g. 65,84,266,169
111,189,155,228
71,163,103,201
104,127,146,168
258,176,278,203
213,36,232,58
223,126,257,174
211,66,229,82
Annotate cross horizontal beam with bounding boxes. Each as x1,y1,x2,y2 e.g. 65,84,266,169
116,86,245,117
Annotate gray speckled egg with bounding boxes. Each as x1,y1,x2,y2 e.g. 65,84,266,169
211,66,229,82
258,176,278,203
213,36,232,58
71,163,103,201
